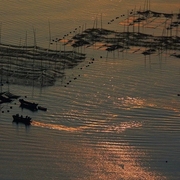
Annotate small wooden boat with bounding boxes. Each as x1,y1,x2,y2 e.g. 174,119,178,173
3,91,20,99
0,93,12,104
38,106,47,111
12,114,32,125
19,99,38,111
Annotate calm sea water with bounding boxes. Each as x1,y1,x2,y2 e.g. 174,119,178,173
0,0,180,180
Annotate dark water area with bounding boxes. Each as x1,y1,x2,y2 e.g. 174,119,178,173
0,1,180,179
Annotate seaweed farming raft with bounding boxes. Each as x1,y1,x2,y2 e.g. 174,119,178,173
0,43,86,87
1,5,180,88
63,8,180,58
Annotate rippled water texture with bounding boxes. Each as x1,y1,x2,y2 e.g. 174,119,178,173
0,0,180,180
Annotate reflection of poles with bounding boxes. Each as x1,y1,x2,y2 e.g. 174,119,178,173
40,44,43,87
59,40,64,84
63,37,65,69
144,0,150,11
25,31,27,60
0,25,3,92
138,7,141,33
0,22,2,44
148,0,151,10
7,45,10,92
33,27,37,48
48,21,52,68
25,31,27,47
177,9,180,37
55,40,57,51
143,0,146,11
32,27,37,87
101,13,103,31
132,6,136,35
170,15,173,37
1,65,3,93
127,10,129,33
93,15,98,29
81,25,83,54
175,20,178,37
163,19,168,55
122,23,126,58
48,21,51,50
95,16,98,29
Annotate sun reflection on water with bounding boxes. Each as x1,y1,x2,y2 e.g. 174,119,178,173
55,140,166,180
105,121,143,133
116,96,147,109
86,142,167,180
114,96,157,110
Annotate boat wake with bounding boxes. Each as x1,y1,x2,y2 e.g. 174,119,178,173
31,120,143,135
31,121,85,132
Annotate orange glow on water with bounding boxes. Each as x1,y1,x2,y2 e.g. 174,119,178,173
105,121,142,133
32,120,142,134
32,121,83,132
55,140,166,180
115,96,149,110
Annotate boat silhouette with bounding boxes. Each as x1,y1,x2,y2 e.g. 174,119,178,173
12,114,32,126
19,99,38,111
